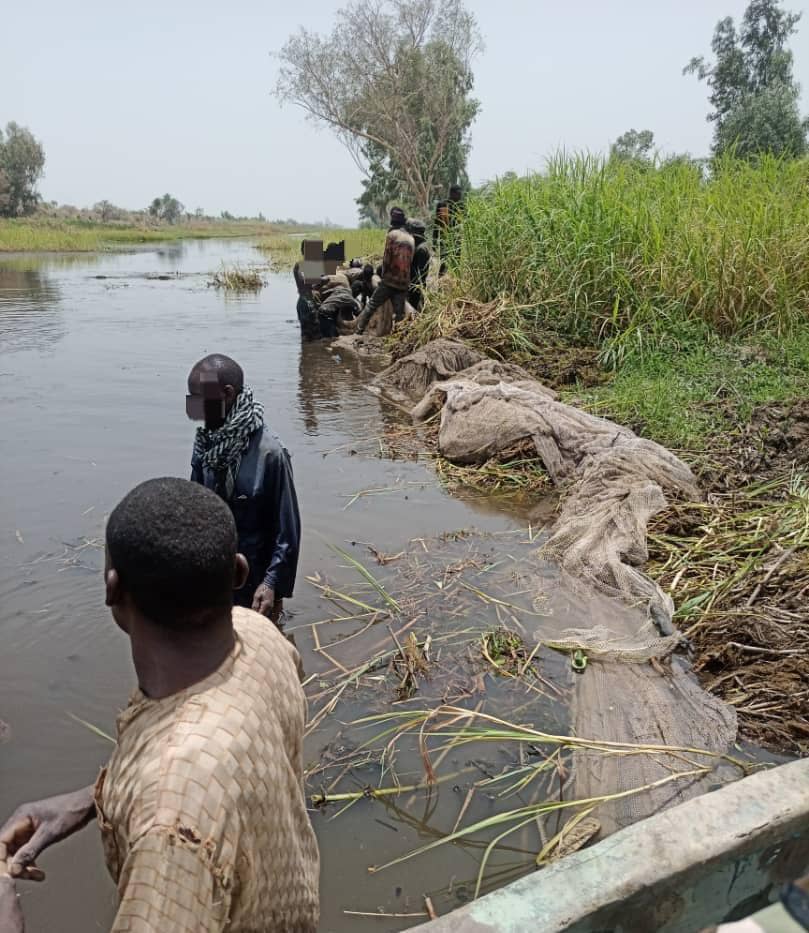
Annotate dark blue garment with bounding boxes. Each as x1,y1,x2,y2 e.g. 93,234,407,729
191,425,301,606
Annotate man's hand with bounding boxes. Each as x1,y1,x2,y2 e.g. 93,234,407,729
252,584,284,623
252,584,275,618
0,786,96,882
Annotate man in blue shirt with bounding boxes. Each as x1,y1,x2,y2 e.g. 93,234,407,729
187,354,301,624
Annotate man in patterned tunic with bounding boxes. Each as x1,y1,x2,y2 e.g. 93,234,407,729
0,478,319,932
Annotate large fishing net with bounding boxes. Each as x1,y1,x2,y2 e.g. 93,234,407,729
373,338,486,403
369,339,738,834
399,343,699,635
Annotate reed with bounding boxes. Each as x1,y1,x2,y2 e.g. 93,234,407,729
209,262,266,290
648,471,809,755
417,153,809,365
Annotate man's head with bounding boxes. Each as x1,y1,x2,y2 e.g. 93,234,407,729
187,353,244,430
449,185,463,202
407,219,426,241
389,206,407,229
362,263,374,281
105,477,248,633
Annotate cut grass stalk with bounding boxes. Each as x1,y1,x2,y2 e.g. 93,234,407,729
328,543,401,612
367,768,713,880
67,712,115,744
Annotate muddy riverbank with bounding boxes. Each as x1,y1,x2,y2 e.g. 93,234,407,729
382,297,808,759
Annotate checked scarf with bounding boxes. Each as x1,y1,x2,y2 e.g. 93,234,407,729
193,385,264,500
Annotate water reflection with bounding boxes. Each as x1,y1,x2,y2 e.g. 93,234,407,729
0,263,64,353
295,337,387,438
297,339,322,434
153,243,187,267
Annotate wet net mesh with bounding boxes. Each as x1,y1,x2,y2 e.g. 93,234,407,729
370,340,738,834
407,346,700,635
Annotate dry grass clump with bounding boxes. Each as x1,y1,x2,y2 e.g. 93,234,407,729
209,263,266,290
648,472,809,755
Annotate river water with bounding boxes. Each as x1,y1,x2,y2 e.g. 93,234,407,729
0,239,554,931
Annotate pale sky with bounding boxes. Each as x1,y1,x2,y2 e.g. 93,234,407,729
5,0,809,225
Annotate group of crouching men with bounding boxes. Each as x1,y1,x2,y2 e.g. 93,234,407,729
294,194,460,340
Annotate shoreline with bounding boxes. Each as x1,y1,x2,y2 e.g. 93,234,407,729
0,219,284,253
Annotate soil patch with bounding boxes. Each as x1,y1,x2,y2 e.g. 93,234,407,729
520,344,608,390
742,398,809,476
694,398,809,492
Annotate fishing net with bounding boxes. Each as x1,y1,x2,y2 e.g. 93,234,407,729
330,334,390,359
571,656,738,835
303,530,741,861
367,341,738,835
373,338,485,404
408,361,700,634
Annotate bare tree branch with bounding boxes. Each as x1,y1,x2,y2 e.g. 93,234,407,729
274,0,482,216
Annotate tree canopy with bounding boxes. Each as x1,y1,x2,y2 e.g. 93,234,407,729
0,122,45,217
275,0,482,218
148,193,184,224
610,129,656,163
685,0,808,158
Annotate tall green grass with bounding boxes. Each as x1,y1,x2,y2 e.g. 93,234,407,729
439,154,809,364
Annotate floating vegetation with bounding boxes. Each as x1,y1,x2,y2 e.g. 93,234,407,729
313,704,750,899
301,530,756,904
435,454,550,497
481,629,535,677
209,262,267,290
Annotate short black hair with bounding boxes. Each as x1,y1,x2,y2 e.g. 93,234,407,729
107,478,237,628
389,206,407,227
189,353,244,393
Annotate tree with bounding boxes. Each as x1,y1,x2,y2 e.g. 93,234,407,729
147,193,184,224
275,0,482,217
0,122,45,216
685,0,808,158
355,140,407,226
93,200,124,222
610,128,655,163
0,168,10,215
